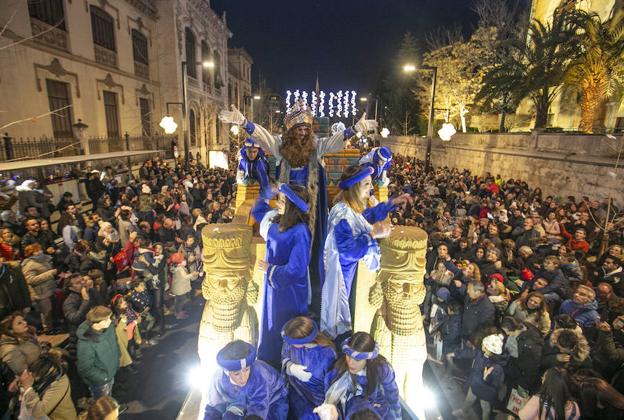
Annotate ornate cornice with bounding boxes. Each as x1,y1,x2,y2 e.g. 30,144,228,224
34,58,81,97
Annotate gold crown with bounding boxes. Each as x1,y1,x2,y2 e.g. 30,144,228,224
284,106,314,130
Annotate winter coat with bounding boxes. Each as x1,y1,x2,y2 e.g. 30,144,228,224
62,291,93,335
504,323,544,392
507,300,552,336
541,327,592,371
462,295,495,340
21,255,56,301
559,299,600,328
592,329,624,379
0,265,31,319
20,374,76,420
169,264,193,296
76,321,120,387
0,335,42,374
467,350,506,403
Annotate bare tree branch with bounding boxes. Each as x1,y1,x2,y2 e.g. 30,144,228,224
0,105,73,131
0,18,65,51
425,25,464,51
0,10,17,39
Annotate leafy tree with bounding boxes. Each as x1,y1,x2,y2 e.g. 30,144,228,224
414,27,497,133
476,7,587,129
565,10,624,133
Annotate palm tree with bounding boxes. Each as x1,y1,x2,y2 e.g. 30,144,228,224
476,7,586,129
566,10,624,133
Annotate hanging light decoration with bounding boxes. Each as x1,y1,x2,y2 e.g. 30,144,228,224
319,91,326,117
351,91,357,117
336,90,343,117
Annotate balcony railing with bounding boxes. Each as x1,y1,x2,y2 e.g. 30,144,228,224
134,61,149,80
31,17,69,51
94,44,117,68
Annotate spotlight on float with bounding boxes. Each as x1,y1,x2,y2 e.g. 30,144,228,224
187,364,213,389
380,127,390,138
438,122,456,141
409,386,437,414
230,125,240,136
159,116,178,134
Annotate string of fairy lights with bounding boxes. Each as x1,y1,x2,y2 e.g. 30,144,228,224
285,90,358,118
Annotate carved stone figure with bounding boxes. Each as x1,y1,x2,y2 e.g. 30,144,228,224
197,223,259,366
368,226,428,417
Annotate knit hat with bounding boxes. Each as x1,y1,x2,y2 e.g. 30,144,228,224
436,287,450,302
482,334,504,355
520,267,535,282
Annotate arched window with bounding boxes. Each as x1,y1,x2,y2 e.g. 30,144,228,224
185,28,197,78
201,40,211,88
90,6,115,51
189,109,197,146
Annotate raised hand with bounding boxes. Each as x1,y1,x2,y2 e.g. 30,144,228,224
355,113,378,133
219,105,246,125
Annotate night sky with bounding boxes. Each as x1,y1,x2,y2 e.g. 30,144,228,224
212,0,479,96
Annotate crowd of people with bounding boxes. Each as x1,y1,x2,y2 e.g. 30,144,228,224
0,155,237,419
1,103,624,420
384,154,624,420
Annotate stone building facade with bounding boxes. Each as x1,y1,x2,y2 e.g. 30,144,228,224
228,48,253,117
0,0,232,164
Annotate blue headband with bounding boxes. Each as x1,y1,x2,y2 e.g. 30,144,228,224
281,321,319,345
342,338,380,361
244,138,258,148
338,166,374,190
216,342,257,371
279,183,309,213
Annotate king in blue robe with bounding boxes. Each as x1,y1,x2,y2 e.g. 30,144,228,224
204,340,288,420
252,183,312,368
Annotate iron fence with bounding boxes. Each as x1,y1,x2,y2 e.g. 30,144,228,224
0,133,175,163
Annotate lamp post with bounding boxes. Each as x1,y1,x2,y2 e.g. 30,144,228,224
72,119,89,155
403,64,437,172
180,60,214,164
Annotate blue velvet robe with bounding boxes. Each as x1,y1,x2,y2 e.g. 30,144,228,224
324,363,402,420
252,200,311,368
281,343,337,419
203,360,288,420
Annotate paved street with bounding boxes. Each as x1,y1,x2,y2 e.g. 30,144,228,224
113,302,203,420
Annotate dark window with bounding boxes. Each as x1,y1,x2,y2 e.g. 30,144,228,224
185,28,196,78
139,98,151,137
28,0,66,30
189,109,197,146
103,91,120,138
90,6,115,51
132,29,148,64
46,79,73,138
201,41,211,87
213,51,223,89
615,117,624,133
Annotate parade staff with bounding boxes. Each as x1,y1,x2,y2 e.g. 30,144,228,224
321,165,411,339
359,146,393,187
314,332,402,420
237,138,272,200
219,104,377,309
204,340,288,420
251,183,311,368
281,316,337,419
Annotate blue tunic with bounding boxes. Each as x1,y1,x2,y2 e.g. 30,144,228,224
325,363,402,420
252,200,311,368
334,201,396,297
204,360,288,420
281,343,337,419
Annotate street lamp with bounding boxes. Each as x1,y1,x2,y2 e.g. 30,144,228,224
253,95,261,100
403,63,437,171
360,97,368,102
72,119,89,155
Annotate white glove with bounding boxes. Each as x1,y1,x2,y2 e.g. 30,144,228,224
218,105,246,125
286,362,312,382
313,404,339,420
354,112,378,133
